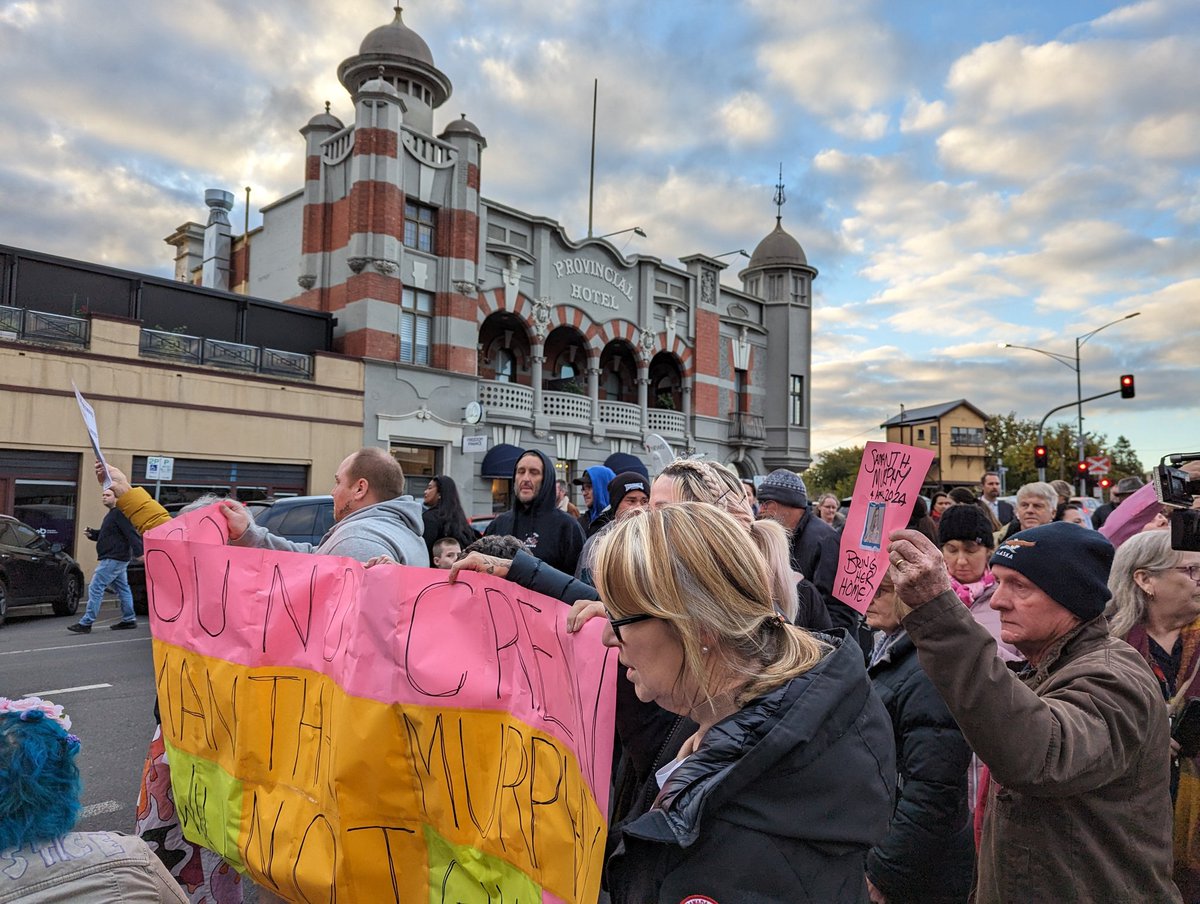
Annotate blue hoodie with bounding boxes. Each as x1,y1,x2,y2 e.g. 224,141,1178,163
583,465,616,522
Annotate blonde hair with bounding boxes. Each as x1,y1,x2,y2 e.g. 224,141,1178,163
1106,530,1180,638
594,502,829,707
657,459,798,620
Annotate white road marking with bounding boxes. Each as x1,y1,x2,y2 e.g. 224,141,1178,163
0,637,150,656
80,800,124,818
25,683,112,696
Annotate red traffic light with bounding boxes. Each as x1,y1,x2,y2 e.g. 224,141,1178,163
1034,445,1048,468
1077,461,1089,473
1099,477,1111,488
1120,374,1135,399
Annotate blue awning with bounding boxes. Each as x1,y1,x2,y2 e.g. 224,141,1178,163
481,443,525,479
604,452,649,480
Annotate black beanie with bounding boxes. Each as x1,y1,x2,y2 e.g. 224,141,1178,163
988,521,1114,620
607,471,648,511
938,504,996,549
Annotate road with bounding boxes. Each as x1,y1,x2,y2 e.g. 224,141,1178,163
0,598,157,835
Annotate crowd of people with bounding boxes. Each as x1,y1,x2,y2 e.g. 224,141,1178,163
4,449,1197,903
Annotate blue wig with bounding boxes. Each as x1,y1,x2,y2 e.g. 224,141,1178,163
0,710,82,850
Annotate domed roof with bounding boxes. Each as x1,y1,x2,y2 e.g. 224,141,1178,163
747,219,807,269
304,102,343,132
440,113,485,145
359,6,434,66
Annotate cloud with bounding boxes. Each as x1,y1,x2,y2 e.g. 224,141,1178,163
716,92,777,145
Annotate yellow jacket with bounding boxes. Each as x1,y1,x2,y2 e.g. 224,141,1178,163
116,487,171,535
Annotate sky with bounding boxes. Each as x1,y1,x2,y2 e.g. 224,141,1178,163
1,0,1197,470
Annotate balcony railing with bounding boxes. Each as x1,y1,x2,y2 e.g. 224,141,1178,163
598,400,642,432
479,380,533,416
543,391,590,424
648,408,685,437
139,329,313,380
0,304,89,347
732,413,765,441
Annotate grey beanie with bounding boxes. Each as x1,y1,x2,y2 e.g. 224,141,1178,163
756,469,808,508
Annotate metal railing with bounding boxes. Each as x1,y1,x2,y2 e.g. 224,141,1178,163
139,329,313,379
0,305,89,347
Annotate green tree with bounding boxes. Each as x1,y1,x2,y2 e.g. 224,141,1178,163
1107,435,1144,482
801,446,865,499
985,412,1106,491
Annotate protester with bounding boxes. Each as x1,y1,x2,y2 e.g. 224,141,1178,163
575,471,649,583
1055,500,1088,526
98,463,245,903
888,521,1180,903
979,471,1014,525
1050,479,1073,507
864,573,974,904
597,503,895,903
420,475,476,558
742,478,759,515
485,449,584,574
999,480,1057,540
755,468,848,629
1106,530,1200,899
429,537,461,569
574,464,617,537
0,696,188,903
221,447,428,565
67,486,142,634
936,505,1019,661
1094,475,1146,529
460,533,526,560
929,491,953,522
817,491,843,527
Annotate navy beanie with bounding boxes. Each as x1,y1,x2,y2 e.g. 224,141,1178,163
938,504,996,549
988,521,1114,620
756,469,808,508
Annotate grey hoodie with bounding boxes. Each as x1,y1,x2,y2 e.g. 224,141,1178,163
234,496,429,566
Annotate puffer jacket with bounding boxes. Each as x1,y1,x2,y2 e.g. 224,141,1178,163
607,634,896,904
905,590,1180,904
234,496,429,566
867,630,974,903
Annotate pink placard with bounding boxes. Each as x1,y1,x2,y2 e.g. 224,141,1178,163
1098,481,1161,549
143,505,618,804
832,442,936,613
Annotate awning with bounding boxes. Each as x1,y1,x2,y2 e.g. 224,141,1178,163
481,443,525,479
604,452,649,480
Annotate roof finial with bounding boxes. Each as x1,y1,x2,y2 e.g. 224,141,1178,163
324,100,331,114
773,163,786,224
393,5,403,21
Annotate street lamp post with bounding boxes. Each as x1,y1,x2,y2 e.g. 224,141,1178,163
1000,312,1140,494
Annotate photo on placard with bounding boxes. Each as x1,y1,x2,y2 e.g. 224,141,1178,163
861,501,886,550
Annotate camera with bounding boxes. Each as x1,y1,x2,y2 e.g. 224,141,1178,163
1153,453,1200,552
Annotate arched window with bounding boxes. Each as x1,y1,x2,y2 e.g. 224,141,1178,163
558,361,576,380
494,348,515,382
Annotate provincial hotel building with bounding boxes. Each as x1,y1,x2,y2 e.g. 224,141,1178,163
172,10,822,515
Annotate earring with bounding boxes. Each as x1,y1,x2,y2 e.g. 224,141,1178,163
701,646,709,653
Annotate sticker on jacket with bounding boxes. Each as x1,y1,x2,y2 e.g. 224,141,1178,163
679,897,719,904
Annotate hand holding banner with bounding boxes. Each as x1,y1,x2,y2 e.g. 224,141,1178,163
832,442,935,613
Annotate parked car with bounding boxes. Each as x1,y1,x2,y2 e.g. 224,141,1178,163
0,514,84,626
251,495,336,546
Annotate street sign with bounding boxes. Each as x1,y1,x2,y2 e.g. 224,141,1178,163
462,435,487,453
145,456,175,481
1085,455,1110,476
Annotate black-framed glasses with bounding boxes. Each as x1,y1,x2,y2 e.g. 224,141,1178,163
605,608,655,643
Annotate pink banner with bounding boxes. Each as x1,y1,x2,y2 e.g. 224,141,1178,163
832,442,936,613
144,506,617,804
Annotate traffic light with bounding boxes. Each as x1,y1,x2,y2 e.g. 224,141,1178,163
1077,461,1089,476
1120,374,1135,398
1099,476,1111,490
1034,445,1048,469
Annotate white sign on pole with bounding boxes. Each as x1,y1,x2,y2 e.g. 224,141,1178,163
146,456,175,481
1085,455,1111,476
462,435,488,454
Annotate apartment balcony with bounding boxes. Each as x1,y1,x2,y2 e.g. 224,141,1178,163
478,380,534,424
731,413,766,444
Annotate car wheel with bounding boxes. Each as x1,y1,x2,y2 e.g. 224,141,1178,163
52,572,81,617
0,579,7,628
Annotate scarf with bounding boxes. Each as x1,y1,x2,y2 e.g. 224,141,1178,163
950,570,996,607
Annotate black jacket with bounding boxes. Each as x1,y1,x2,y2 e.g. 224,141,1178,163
485,449,585,574
420,507,476,556
91,506,141,561
607,634,896,904
866,632,974,904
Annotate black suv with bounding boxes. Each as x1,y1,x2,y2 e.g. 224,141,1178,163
251,495,336,546
0,514,84,626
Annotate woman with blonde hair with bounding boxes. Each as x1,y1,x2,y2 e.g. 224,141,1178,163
1106,530,1200,899
596,503,894,903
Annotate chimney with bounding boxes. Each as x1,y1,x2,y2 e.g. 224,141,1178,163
201,189,234,291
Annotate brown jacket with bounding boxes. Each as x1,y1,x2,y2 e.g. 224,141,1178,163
904,590,1180,904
